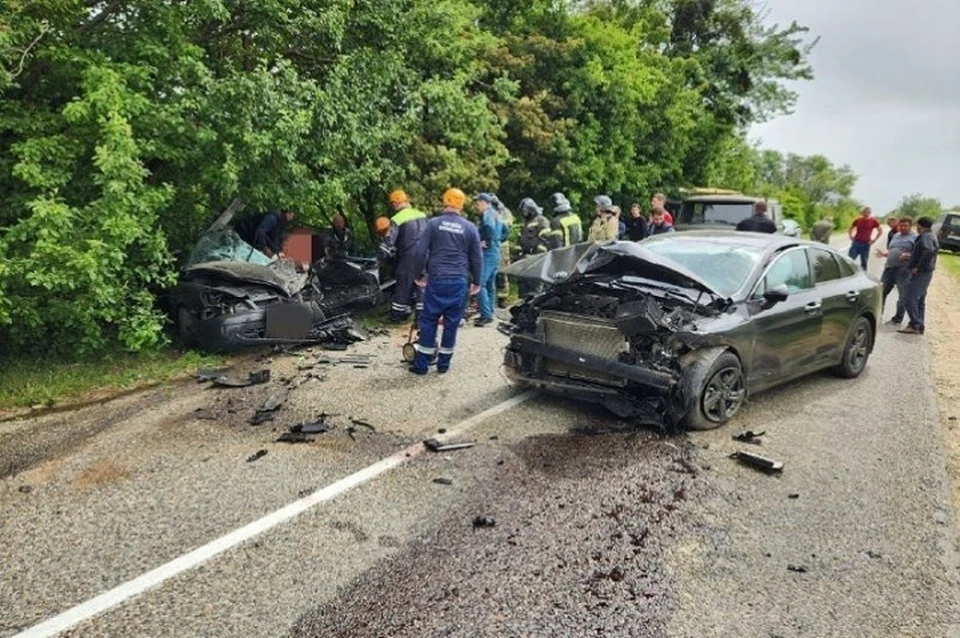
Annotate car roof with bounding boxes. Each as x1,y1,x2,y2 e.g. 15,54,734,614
682,194,774,204
644,229,816,259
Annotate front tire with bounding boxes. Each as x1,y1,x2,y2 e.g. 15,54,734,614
831,316,873,378
681,351,746,431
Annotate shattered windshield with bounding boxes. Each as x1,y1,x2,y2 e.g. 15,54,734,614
185,229,274,268
642,239,763,296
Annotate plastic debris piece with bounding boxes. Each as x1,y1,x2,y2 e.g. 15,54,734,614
276,432,314,444
472,516,496,529
433,477,454,486
246,449,268,463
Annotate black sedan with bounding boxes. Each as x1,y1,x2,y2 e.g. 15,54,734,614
501,231,881,430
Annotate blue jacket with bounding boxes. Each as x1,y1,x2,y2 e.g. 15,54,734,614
479,208,508,263
414,210,483,284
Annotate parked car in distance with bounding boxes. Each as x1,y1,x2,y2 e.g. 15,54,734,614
782,219,801,237
934,212,960,252
676,194,783,233
501,231,881,430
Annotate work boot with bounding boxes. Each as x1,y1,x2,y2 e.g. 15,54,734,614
474,317,494,327
437,353,452,374
886,317,903,326
898,325,923,335
410,351,431,374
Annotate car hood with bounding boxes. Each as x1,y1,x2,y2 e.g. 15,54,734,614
184,260,307,296
502,241,722,297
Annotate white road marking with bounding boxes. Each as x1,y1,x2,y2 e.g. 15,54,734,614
13,390,536,638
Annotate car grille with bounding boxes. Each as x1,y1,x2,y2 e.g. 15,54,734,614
539,311,628,387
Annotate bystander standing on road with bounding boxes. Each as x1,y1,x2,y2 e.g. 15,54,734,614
624,203,648,241
735,201,777,233
885,215,899,248
899,216,939,335
650,193,674,225
875,217,916,327
647,207,675,236
848,207,881,269
410,188,482,374
811,216,833,244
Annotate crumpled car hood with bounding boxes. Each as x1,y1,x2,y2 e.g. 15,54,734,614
502,241,722,297
184,260,307,296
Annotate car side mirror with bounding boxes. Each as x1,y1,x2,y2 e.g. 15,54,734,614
763,284,790,306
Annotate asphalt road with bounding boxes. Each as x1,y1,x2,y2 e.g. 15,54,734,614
2,244,959,637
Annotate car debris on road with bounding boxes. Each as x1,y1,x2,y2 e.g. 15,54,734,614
472,515,496,529
730,450,784,474
208,369,271,388
424,439,476,453
732,429,765,444
246,449,268,463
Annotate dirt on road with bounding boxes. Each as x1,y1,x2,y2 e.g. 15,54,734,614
929,269,960,523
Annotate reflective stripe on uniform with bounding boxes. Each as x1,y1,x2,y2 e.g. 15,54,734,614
438,347,455,355
392,302,412,313
415,344,437,355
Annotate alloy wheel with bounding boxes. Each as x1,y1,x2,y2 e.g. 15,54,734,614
702,366,746,423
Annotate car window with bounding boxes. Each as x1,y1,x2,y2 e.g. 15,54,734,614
679,202,754,226
809,248,842,284
755,249,812,296
945,214,960,229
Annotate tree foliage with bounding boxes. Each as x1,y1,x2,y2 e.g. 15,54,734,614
0,0,817,356
893,194,943,221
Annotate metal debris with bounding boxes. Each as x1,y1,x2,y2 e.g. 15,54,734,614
249,391,286,425
730,451,784,474
276,432,314,444
732,430,765,445
246,449,268,463
18,485,32,494
317,354,374,366
211,369,271,388
433,477,454,486
787,564,808,573
788,493,800,499
424,439,475,453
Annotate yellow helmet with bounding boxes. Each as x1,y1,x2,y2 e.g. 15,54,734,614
388,190,409,205
442,188,466,210
374,216,391,236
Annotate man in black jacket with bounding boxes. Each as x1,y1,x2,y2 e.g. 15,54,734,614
735,202,777,233
899,216,939,335
623,203,648,241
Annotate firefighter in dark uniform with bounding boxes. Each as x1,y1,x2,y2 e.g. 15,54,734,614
548,192,583,247
516,197,552,297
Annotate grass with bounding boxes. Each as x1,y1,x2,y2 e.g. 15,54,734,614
940,251,960,281
0,347,226,412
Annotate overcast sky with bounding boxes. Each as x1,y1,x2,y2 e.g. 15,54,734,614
750,0,960,214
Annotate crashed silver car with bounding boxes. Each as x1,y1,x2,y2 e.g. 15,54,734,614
502,232,881,430
169,220,382,352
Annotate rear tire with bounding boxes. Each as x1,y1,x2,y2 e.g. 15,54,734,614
681,351,746,431
831,316,873,378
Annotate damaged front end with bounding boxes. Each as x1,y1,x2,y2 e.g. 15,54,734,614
502,243,730,426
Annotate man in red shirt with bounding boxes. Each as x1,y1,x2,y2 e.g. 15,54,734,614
848,207,881,269
650,193,674,226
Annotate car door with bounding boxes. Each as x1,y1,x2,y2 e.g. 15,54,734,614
808,247,858,366
746,247,823,391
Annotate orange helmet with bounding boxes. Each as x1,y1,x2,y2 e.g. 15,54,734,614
442,188,466,210
374,216,391,236
388,190,409,205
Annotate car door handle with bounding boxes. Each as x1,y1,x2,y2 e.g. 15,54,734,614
804,301,822,313
846,291,860,303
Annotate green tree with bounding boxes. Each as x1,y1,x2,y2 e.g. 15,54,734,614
894,194,942,220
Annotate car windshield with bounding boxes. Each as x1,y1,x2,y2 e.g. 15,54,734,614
679,202,755,226
642,239,764,296
945,214,960,229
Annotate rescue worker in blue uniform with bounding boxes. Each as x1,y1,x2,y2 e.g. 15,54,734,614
410,188,483,375
474,193,508,327
379,190,428,322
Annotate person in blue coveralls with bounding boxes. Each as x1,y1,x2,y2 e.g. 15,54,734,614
473,193,509,327
409,188,483,375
